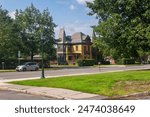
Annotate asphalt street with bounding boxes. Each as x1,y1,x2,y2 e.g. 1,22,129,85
0,90,58,100
0,65,150,80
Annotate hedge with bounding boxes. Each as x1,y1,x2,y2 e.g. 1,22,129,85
117,58,135,65
0,59,18,69
77,59,95,66
58,61,68,65
102,61,110,65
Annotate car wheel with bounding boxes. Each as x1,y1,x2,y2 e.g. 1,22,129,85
35,67,38,71
23,68,26,71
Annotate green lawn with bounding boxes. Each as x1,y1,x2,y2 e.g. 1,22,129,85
11,70,150,97
0,69,16,72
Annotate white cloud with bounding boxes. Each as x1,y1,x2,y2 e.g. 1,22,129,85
76,0,94,5
69,4,76,10
8,11,15,19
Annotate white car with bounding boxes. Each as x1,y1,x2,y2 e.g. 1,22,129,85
16,62,39,71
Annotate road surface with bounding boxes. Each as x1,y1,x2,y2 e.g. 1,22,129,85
0,65,150,80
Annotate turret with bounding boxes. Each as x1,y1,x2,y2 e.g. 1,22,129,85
58,28,66,43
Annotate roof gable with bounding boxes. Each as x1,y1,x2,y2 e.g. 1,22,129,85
58,29,91,44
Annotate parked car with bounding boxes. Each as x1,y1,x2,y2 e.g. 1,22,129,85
16,62,39,71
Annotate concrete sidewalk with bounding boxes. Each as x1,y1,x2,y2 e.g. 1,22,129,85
0,82,108,100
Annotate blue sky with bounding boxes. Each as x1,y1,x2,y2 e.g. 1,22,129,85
0,0,97,37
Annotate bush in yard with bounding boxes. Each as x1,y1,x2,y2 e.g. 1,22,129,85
0,59,18,69
77,59,95,66
117,58,135,65
58,61,68,65
102,61,110,65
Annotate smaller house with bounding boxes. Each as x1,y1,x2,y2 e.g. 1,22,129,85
57,28,92,64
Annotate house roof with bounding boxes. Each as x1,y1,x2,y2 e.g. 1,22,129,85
71,32,86,43
58,29,91,44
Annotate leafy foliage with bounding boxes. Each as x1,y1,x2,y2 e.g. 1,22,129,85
77,59,95,66
87,0,150,60
15,4,56,61
0,6,21,61
0,4,56,69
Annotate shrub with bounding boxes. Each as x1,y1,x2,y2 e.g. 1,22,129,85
77,59,95,66
0,59,18,69
58,61,68,65
117,58,135,65
102,61,110,65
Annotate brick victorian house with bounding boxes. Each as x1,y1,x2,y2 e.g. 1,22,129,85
57,28,92,64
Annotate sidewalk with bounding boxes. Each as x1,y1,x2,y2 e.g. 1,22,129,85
0,82,108,100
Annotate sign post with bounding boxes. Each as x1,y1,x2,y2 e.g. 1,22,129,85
98,62,101,72
18,51,21,65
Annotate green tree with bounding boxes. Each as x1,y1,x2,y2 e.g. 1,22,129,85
87,0,150,60
0,6,21,61
15,4,40,61
39,8,56,61
92,35,119,62
15,4,56,62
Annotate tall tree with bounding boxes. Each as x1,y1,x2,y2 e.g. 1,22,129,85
15,4,56,61
39,8,56,61
87,0,150,59
0,6,21,61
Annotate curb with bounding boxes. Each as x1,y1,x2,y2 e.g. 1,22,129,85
107,91,150,100
0,86,65,100
1,85,150,100
0,84,107,100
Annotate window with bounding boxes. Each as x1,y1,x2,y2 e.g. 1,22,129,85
84,46,86,50
87,46,90,52
84,46,86,54
76,55,79,59
76,46,78,51
68,45,72,52
68,56,72,60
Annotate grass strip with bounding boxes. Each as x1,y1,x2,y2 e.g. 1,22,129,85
11,70,150,97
